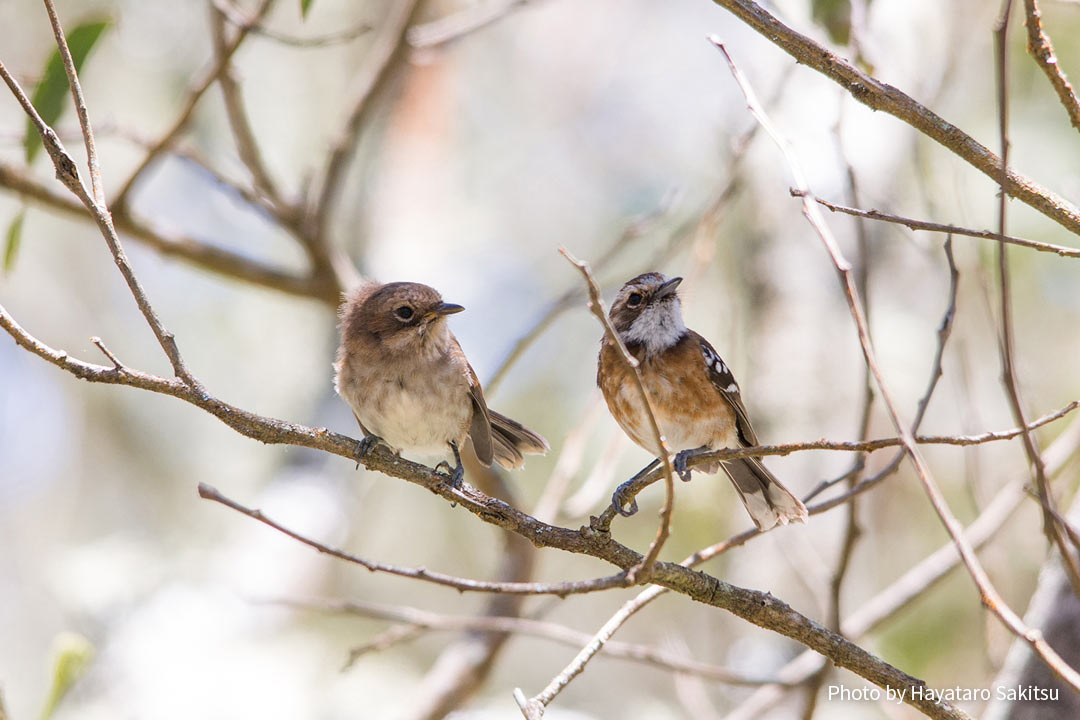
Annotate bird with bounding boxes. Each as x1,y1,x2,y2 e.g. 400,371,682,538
596,272,807,531
334,281,548,486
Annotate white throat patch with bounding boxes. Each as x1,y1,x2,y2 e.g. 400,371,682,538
623,297,686,355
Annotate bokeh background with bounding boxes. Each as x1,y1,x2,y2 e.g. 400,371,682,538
2,0,1080,718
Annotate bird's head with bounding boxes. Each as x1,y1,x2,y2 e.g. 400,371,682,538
341,281,464,355
608,272,686,355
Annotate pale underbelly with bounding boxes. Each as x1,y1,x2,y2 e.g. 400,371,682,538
356,385,471,459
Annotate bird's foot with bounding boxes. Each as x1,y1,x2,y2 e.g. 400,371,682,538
611,481,640,517
674,446,707,482
354,434,385,469
435,441,465,489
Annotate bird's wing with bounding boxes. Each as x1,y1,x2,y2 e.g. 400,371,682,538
690,330,759,447
464,355,495,467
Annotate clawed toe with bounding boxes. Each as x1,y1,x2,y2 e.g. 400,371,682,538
674,448,705,482
611,485,639,517
435,461,464,488
355,435,384,468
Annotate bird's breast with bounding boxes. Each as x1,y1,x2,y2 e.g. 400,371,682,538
336,345,472,458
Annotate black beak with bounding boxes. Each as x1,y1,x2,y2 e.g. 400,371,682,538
654,276,683,300
430,302,465,318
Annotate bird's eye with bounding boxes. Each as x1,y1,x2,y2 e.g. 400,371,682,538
627,292,644,308
394,306,414,321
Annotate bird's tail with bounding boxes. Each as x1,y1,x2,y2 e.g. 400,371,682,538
720,457,807,531
488,410,549,469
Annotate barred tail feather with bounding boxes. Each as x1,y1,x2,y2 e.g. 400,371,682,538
488,410,549,470
721,457,807,531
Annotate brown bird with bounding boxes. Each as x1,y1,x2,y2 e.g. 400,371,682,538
334,281,548,485
597,272,807,530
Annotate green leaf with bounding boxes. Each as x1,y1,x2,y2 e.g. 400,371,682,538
3,209,25,275
300,0,314,19
25,20,110,164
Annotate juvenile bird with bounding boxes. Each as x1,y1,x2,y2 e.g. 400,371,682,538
597,272,806,530
334,281,548,485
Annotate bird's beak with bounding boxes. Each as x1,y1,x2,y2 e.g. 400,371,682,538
427,302,465,320
654,276,683,300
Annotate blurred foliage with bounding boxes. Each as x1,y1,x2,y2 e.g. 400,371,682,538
3,208,24,275
37,632,93,720
811,0,856,46
24,20,109,164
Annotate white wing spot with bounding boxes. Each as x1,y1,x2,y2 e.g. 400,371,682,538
725,382,739,393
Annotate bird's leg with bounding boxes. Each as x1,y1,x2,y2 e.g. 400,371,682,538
674,445,709,482
354,434,386,469
611,458,661,517
435,441,465,488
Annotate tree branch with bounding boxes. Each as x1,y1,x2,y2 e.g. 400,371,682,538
712,33,1080,696
709,0,1080,238
1022,0,1080,131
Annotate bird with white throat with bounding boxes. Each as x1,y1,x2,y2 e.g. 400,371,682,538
597,272,807,530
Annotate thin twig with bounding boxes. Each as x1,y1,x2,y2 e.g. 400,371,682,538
795,191,1080,258
197,482,628,596
994,0,1080,600
284,597,789,685
1022,0,1080,130
559,248,675,584
520,584,665,714
713,33,1080,695
342,624,425,668
112,0,275,212
42,0,103,205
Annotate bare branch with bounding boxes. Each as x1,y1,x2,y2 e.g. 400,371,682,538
795,191,1080,258
42,0,103,205
285,597,788,685
1022,0,1080,131
708,0,1080,238
198,482,628,596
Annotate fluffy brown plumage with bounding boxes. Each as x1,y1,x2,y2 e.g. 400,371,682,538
334,281,548,482
598,272,807,530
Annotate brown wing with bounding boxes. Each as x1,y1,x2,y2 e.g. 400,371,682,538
464,359,495,467
691,330,759,447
